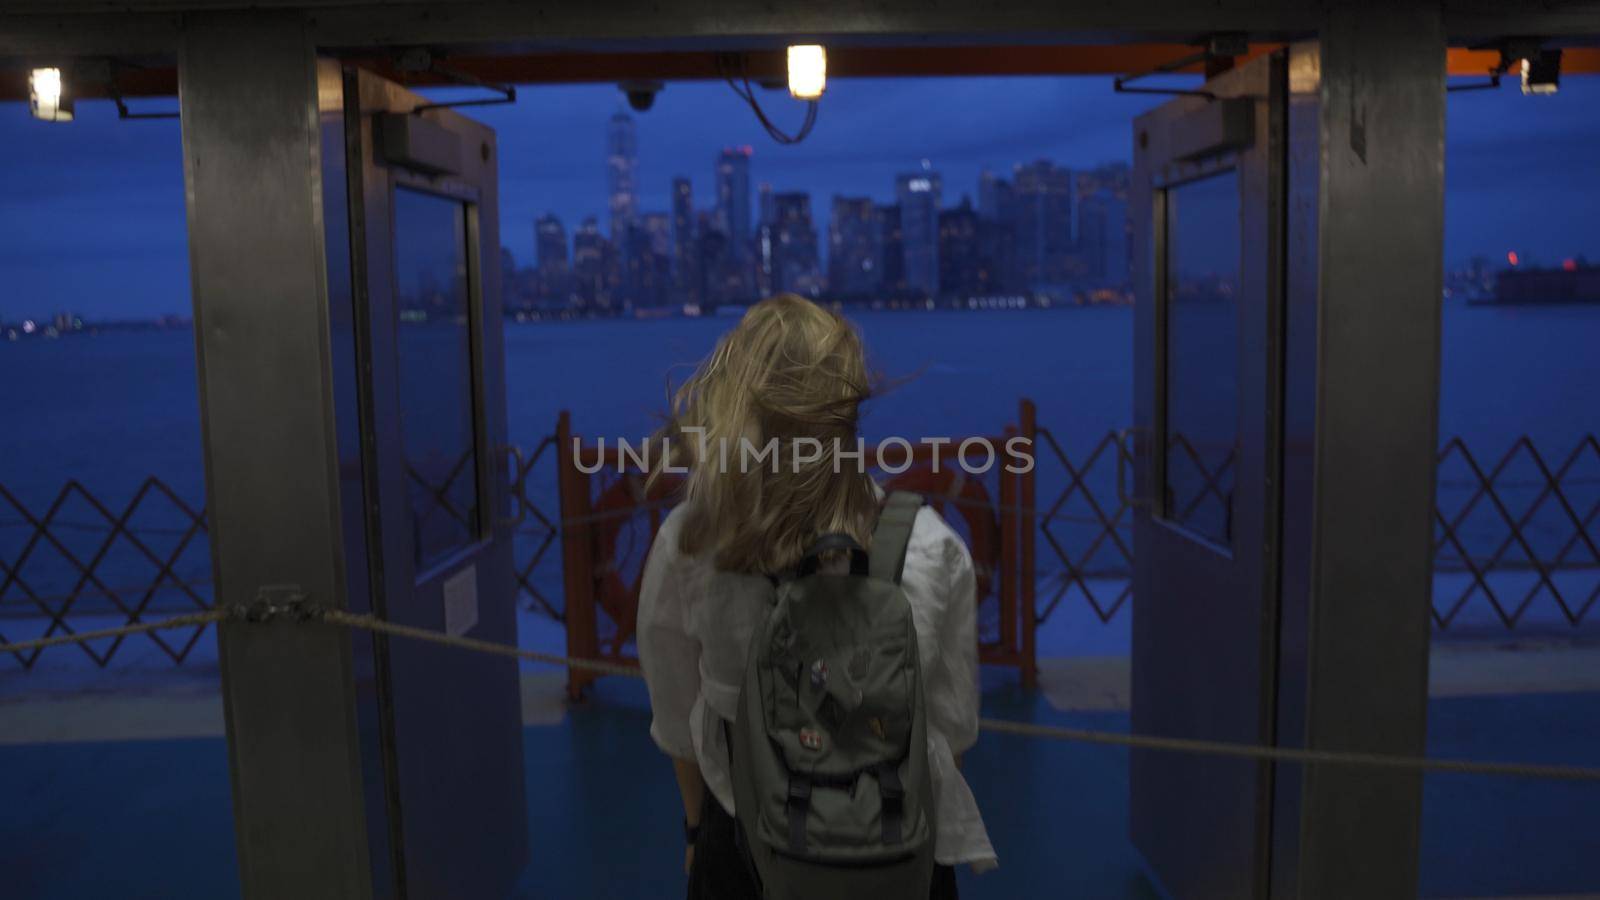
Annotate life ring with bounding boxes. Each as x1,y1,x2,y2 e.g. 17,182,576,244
591,471,682,650
882,466,999,599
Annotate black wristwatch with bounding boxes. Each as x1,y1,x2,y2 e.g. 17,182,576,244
684,817,700,844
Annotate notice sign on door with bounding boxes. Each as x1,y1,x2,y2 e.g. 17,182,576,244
443,565,479,637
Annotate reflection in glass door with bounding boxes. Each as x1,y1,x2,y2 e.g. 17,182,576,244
1162,170,1241,546
392,187,481,571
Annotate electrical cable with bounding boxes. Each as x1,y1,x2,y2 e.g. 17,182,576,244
718,53,818,145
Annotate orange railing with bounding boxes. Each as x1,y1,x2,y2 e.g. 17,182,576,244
555,401,1040,698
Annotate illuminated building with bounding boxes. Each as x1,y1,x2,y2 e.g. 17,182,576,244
895,166,943,297
828,196,878,297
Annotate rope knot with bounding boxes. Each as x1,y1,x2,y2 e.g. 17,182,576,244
229,585,315,624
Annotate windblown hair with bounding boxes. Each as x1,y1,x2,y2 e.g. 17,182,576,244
651,294,879,575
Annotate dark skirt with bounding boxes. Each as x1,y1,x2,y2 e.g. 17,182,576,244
687,788,958,900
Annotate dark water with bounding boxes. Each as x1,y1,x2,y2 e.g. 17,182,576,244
2,304,1598,631
6,304,1598,497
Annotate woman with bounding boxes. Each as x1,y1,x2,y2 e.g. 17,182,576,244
638,294,996,899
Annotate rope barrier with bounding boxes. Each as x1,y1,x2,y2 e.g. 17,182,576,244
974,718,1600,782
4,605,1599,784
317,608,644,678
0,608,226,655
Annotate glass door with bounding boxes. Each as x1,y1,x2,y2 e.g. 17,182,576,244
1129,50,1287,900
340,65,526,899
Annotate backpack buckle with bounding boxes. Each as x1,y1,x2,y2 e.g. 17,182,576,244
877,762,904,800
786,776,812,853
877,763,905,845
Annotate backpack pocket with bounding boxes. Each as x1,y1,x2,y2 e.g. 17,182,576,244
761,760,928,866
765,623,914,777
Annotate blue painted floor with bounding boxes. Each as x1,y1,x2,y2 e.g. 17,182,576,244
3,677,1597,898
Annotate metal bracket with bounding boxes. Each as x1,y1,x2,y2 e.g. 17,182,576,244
109,68,179,120
1116,427,1158,512
396,48,517,114
495,444,529,530
230,585,316,624
72,58,180,120
1448,38,1542,93
1113,34,1248,99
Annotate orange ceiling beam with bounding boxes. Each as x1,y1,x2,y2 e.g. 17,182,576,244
2,44,1596,101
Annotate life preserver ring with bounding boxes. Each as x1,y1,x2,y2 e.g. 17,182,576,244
591,471,682,650
882,466,999,599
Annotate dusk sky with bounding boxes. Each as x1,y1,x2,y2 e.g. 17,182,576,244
0,73,1595,320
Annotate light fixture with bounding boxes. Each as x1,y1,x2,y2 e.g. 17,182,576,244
786,44,826,100
1521,48,1562,95
29,67,73,123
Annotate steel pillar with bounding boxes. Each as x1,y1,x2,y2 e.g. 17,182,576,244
180,13,380,899
1272,9,1446,898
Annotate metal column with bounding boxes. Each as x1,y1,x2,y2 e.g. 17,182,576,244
1272,8,1446,898
180,13,379,899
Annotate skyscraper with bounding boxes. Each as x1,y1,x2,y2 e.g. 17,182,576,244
979,216,1017,295
535,214,568,270
642,212,672,257
978,168,1016,225
572,216,613,311
696,210,747,306
1013,159,1075,288
874,204,906,294
606,112,638,242
977,168,1020,292
755,220,777,297
671,177,697,300
938,198,983,298
534,213,571,304
1077,191,1130,287
759,182,776,227
769,191,823,296
828,196,879,297
715,146,753,260
895,166,943,298
1075,162,1131,204
624,213,674,308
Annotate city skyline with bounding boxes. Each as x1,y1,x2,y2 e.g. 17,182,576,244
1,75,1598,319
516,114,1137,313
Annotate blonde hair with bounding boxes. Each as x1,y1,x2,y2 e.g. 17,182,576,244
651,294,878,574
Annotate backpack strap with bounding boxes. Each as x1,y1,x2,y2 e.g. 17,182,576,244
869,490,923,584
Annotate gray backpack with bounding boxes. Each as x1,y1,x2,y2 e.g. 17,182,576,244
729,491,937,900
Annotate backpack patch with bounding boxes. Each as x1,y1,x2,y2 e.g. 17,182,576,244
798,727,826,752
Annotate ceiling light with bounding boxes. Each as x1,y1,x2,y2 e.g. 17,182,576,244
787,45,826,100
29,67,73,123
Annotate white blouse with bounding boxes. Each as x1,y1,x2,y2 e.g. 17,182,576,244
637,501,998,870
